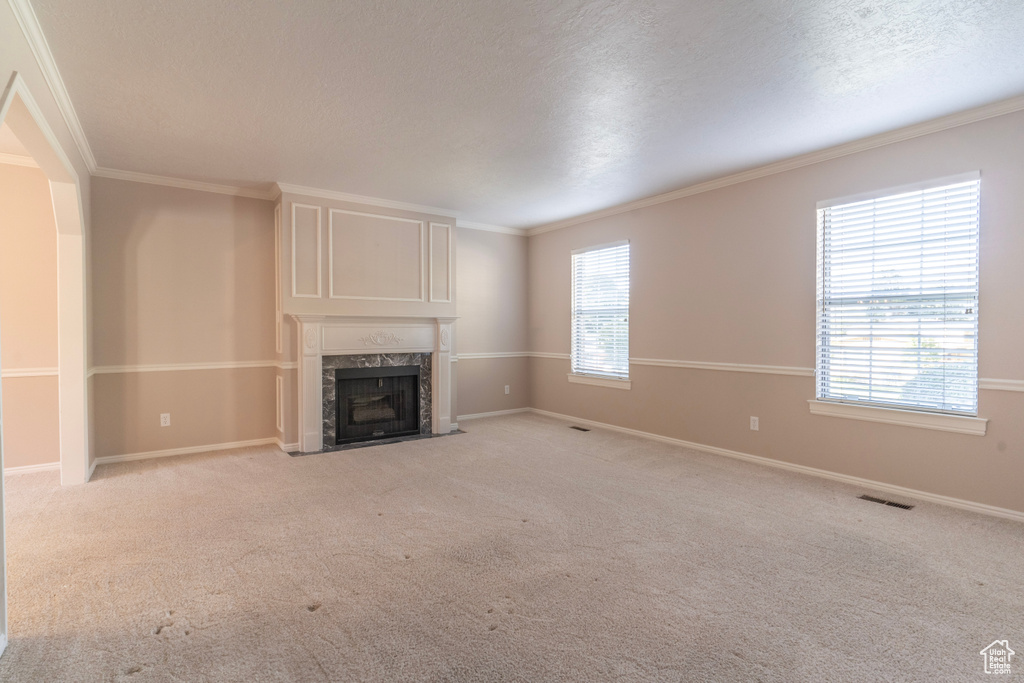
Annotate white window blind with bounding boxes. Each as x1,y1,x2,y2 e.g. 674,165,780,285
816,176,980,415
571,242,630,379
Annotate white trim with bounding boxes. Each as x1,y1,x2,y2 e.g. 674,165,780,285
86,367,95,379
277,361,299,371
428,222,453,303
458,408,531,421
0,632,6,658
91,361,280,374
291,203,322,298
456,220,526,236
528,95,1024,237
275,375,284,433
0,366,59,378
93,437,280,466
631,358,814,377
87,458,97,481
568,373,631,390
92,167,274,200
3,461,59,475
527,408,1024,523
274,439,299,453
327,209,425,301
0,73,79,184
276,182,456,219
0,151,37,167
7,0,97,171
455,354,1024,388
979,378,1024,392
808,400,987,436
274,204,283,353
816,171,981,210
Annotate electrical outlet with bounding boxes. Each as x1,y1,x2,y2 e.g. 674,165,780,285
160,413,171,427
750,416,759,431
504,385,510,395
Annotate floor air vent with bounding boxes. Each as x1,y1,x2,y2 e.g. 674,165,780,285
858,494,914,510
570,426,590,432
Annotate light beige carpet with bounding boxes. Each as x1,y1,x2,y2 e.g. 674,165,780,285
0,413,1021,682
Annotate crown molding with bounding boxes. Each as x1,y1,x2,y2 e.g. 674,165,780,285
527,94,1024,236
456,220,526,236
0,151,37,167
8,0,97,172
275,182,457,218
93,167,277,200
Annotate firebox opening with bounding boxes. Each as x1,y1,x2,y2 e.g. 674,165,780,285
335,365,421,444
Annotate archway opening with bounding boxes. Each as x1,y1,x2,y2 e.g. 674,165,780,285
0,71,90,653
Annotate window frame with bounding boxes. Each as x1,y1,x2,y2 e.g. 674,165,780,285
569,240,631,389
812,172,986,434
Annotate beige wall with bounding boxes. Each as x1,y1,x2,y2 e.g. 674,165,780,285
92,177,276,366
456,229,528,354
93,368,276,457
91,177,277,457
455,229,530,417
528,109,1024,514
0,163,60,467
0,377,60,468
457,356,530,417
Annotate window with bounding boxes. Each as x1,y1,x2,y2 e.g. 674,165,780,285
816,174,980,415
571,241,630,383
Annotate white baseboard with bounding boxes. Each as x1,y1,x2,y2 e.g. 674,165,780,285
0,632,7,659
457,408,531,421
527,408,1024,524
94,437,280,466
3,461,60,475
88,458,97,482
274,439,299,453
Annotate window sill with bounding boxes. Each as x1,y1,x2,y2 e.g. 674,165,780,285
807,400,987,436
568,373,631,390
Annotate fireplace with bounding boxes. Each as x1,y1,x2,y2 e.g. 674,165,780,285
294,316,455,453
334,366,420,444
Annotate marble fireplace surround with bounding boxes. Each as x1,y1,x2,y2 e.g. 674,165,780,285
294,315,455,453
322,353,432,447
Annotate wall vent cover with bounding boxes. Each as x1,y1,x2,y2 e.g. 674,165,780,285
570,426,590,432
858,494,914,510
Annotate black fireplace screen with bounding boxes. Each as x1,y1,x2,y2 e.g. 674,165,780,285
335,366,420,444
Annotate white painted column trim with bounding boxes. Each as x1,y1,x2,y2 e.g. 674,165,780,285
297,317,324,453
434,318,455,434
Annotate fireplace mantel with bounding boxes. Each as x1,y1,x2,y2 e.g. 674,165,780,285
293,315,456,452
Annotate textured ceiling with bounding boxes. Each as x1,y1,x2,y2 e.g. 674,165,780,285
30,0,1024,228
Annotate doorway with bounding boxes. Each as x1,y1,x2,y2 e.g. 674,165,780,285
0,72,89,654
